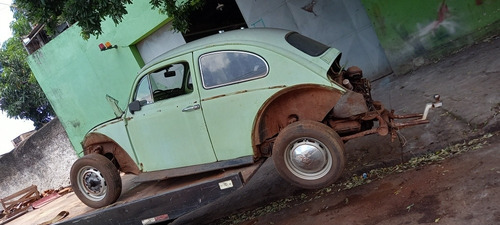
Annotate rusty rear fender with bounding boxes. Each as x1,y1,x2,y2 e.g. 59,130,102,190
252,84,343,156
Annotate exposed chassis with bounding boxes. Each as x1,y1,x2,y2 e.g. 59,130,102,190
339,95,443,142
325,65,443,143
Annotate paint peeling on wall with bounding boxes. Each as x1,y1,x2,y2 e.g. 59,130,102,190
302,0,318,16
416,1,457,39
361,0,500,74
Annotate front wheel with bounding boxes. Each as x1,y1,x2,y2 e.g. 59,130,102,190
70,154,122,208
272,120,345,189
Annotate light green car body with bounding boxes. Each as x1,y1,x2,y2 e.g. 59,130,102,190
84,28,344,175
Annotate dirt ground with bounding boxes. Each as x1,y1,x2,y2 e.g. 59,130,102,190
231,133,499,225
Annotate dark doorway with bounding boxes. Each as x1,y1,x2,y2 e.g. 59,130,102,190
183,0,247,42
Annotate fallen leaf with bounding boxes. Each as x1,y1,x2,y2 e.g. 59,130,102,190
406,204,414,212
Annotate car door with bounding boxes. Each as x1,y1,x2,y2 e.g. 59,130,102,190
125,54,217,172
194,47,278,161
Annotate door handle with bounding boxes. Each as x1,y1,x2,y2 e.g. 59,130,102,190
182,104,201,112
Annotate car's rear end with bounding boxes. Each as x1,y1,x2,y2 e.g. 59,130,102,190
249,29,443,190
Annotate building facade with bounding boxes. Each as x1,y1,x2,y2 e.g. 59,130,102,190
27,0,499,154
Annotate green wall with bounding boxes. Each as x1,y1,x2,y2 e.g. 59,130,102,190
28,0,499,155
361,0,500,73
28,0,170,155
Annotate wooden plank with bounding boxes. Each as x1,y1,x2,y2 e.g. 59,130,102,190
3,193,95,225
0,198,6,212
1,185,38,202
0,208,29,225
1,185,40,217
4,194,38,207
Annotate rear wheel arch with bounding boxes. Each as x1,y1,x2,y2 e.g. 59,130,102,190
82,133,141,175
252,84,343,156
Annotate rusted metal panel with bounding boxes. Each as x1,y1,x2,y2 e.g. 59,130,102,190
391,113,424,119
341,129,379,141
329,120,362,134
333,90,369,118
134,156,254,183
201,85,286,102
82,133,141,175
252,84,343,152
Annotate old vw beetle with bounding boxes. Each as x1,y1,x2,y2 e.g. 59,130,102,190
70,28,441,208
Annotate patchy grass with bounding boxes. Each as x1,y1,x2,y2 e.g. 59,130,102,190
213,132,496,225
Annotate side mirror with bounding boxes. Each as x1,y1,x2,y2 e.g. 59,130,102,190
128,100,142,114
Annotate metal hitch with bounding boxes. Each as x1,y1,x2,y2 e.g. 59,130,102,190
388,94,443,141
340,95,443,142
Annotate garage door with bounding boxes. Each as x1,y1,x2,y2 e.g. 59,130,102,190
136,22,186,64
236,0,392,80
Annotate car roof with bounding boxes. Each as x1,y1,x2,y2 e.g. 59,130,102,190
138,28,293,74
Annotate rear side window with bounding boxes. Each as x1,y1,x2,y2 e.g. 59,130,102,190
286,32,329,56
199,51,269,89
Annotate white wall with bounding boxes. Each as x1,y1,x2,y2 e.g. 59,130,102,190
0,118,78,210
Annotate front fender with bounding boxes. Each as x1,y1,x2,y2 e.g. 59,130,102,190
82,119,141,174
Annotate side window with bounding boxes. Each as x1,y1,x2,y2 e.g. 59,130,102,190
134,76,153,104
199,51,269,89
133,63,192,105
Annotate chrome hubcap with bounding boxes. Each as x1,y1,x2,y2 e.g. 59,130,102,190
285,138,332,180
78,166,107,201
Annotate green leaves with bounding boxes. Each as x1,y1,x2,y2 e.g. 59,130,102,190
62,0,133,39
150,0,204,33
0,35,54,129
13,0,203,40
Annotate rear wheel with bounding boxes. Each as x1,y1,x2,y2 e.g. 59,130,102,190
70,154,122,208
272,120,345,189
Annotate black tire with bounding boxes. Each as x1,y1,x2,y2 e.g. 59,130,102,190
70,154,122,208
272,120,345,189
